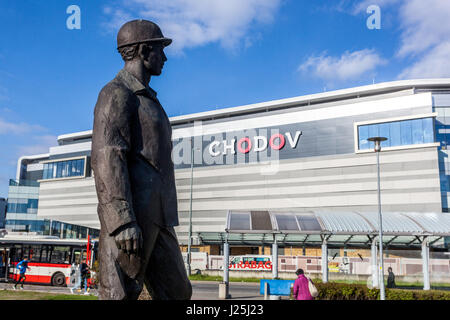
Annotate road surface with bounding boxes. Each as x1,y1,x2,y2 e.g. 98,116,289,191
0,280,266,300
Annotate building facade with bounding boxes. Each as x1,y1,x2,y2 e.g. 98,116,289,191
7,79,450,251
0,197,6,228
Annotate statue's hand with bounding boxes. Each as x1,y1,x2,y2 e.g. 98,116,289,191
113,223,143,255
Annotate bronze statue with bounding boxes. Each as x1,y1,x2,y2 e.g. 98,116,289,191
91,19,192,300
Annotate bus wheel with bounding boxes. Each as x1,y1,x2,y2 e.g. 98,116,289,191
51,272,66,287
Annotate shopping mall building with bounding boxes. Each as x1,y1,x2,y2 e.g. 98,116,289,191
5,79,450,255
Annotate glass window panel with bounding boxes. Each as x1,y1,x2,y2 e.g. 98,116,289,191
411,118,424,144
27,199,38,209
368,124,379,149
22,246,31,260
67,160,73,177
50,246,70,264
400,120,412,145
56,162,61,178
78,159,84,176
296,216,322,231
358,125,369,150
379,123,390,148
43,164,48,179
52,163,57,179
11,245,23,262
64,161,70,177
41,246,50,263
229,213,251,230
423,118,434,143
275,215,299,231
29,246,41,262
389,121,401,147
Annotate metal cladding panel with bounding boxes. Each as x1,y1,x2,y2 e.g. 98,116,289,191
315,212,373,233
362,211,423,233
402,212,450,234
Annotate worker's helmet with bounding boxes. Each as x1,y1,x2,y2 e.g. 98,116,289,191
117,19,172,49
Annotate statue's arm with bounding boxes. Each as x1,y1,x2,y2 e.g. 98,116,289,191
91,85,137,236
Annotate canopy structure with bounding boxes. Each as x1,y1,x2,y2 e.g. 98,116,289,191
198,211,450,294
198,211,450,249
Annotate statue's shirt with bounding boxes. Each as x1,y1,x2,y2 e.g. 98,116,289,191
91,69,178,235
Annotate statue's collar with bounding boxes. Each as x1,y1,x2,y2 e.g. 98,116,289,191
117,69,158,100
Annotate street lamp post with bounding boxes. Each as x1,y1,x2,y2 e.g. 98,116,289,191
368,136,387,301
187,142,200,276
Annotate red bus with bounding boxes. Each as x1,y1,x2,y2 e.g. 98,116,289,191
0,234,97,286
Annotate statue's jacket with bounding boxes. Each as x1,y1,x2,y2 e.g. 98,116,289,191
91,69,178,237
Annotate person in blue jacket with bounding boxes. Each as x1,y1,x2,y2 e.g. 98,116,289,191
14,258,31,290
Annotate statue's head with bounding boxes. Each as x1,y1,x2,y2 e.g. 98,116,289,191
117,19,172,76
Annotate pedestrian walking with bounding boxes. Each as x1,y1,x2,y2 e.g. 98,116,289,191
293,268,315,300
387,267,396,288
80,259,90,295
13,258,30,290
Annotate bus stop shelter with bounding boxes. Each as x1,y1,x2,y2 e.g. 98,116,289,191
198,210,450,294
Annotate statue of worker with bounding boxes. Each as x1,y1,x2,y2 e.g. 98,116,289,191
91,19,192,300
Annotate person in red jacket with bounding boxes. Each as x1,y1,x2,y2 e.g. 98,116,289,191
293,268,314,300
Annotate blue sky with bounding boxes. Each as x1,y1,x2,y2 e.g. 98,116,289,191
1,0,450,197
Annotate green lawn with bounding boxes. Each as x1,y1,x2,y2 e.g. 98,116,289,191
0,290,98,300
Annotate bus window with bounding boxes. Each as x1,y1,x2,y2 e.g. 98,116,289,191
41,246,51,263
50,246,70,264
29,245,42,263
10,245,23,262
72,249,82,264
22,246,31,260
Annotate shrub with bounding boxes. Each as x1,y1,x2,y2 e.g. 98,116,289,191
289,282,450,300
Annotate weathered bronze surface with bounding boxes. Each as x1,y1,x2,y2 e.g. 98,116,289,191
91,19,192,300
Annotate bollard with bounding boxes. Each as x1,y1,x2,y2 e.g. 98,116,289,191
264,282,268,300
219,282,231,299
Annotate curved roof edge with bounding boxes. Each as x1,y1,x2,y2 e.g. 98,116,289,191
226,211,450,236
57,78,450,143
169,78,450,124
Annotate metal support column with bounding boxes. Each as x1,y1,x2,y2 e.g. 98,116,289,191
270,236,280,300
321,238,328,283
422,237,430,290
272,237,278,279
219,234,231,299
187,140,194,276
371,238,379,288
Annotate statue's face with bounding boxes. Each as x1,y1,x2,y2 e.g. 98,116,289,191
142,42,167,76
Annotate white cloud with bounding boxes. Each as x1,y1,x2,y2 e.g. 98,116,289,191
0,117,46,135
395,0,450,78
102,0,282,52
398,42,450,79
298,49,387,82
340,1,450,79
396,0,450,58
16,135,57,156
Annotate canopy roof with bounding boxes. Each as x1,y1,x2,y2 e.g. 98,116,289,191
197,211,450,249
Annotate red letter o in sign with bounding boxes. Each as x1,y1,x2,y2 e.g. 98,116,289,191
237,137,252,154
269,134,285,150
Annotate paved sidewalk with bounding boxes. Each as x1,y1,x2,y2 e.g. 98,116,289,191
0,280,273,300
